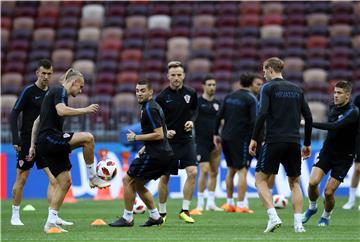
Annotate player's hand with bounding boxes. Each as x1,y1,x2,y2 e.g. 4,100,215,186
85,104,99,114
138,146,145,157
300,119,305,126
213,135,221,150
248,139,257,157
127,129,137,142
13,144,21,153
167,130,176,139
301,146,311,159
27,146,36,161
184,121,193,132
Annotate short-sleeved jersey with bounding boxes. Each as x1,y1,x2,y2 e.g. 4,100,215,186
10,83,47,144
38,85,68,141
195,96,220,144
252,78,313,146
314,102,359,159
140,99,173,159
156,86,198,143
216,89,257,140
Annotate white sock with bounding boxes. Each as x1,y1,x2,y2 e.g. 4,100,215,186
47,208,58,224
237,200,246,208
12,205,20,217
182,200,191,211
149,208,160,220
348,187,357,203
294,213,302,226
86,164,96,178
267,207,278,220
309,199,317,210
227,198,234,205
207,191,215,206
123,209,133,222
197,192,204,208
159,203,166,214
321,210,331,219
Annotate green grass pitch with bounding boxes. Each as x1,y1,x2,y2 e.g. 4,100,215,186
1,198,359,242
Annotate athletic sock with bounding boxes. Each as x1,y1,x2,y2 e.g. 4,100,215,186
236,200,246,208
348,187,357,203
47,208,58,224
149,208,160,220
309,199,317,210
207,191,215,206
227,198,234,206
123,209,133,222
159,203,166,214
86,164,96,178
267,207,278,220
182,200,191,211
197,192,204,208
321,210,331,219
294,213,302,226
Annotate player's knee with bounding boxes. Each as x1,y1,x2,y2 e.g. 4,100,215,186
187,167,197,180
16,173,28,187
85,133,95,145
308,178,320,188
209,170,218,178
324,187,335,198
59,177,72,190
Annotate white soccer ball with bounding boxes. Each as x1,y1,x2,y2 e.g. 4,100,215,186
133,197,146,214
273,194,288,209
96,159,118,181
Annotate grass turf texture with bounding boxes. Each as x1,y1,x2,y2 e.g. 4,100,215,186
1,198,359,242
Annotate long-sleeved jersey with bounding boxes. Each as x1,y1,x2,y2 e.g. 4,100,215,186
354,95,360,159
252,78,312,146
215,89,257,140
313,102,359,159
155,86,198,143
10,83,47,144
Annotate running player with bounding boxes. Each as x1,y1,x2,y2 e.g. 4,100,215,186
28,68,109,233
303,81,359,226
156,61,198,223
109,80,173,227
190,75,222,215
249,57,312,233
10,59,72,226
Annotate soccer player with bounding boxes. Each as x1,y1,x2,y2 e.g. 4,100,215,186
10,59,72,226
190,75,222,215
155,61,198,223
343,94,360,210
249,57,312,233
214,73,261,214
303,81,359,226
28,68,109,233
109,80,173,227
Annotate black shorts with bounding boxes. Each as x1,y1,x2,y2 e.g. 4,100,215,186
222,139,252,170
196,141,215,163
255,142,301,177
314,151,353,182
127,154,172,181
16,137,48,170
37,132,74,177
168,141,197,175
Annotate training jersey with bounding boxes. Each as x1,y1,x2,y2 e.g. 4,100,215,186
354,95,360,159
215,89,257,140
10,83,48,144
37,85,68,141
195,96,221,144
140,99,173,159
314,102,359,159
156,85,198,143
252,78,313,146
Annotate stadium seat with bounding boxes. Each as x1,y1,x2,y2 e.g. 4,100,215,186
307,13,329,26
101,27,123,40
168,37,190,51
58,17,79,29
127,3,148,16
9,40,29,51
262,2,284,15
193,15,215,29
148,28,170,39
303,69,327,84
239,2,261,15
149,3,170,15
55,39,75,50
13,17,34,30
238,37,258,49
306,36,328,49
192,37,213,50
284,57,305,72
104,16,124,28
33,28,55,42
6,51,27,62
1,95,18,133
75,49,97,60
80,16,103,28
72,60,95,75
142,60,164,72
57,28,78,40
52,49,73,64
239,15,261,27
28,50,51,61
308,101,327,122
119,61,141,72
82,4,105,19
121,49,142,62
35,16,57,29
60,6,81,17
4,62,25,74
125,16,147,29
330,24,352,37
216,16,238,27
1,73,23,94
78,27,100,41
260,25,283,38
305,59,330,70
216,2,238,15
148,15,171,30
187,59,211,73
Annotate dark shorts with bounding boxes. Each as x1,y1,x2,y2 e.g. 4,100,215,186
196,141,215,163
37,132,74,177
255,142,301,177
127,153,172,181
355,154,360,163
168,141,197,175
222,139,252,170
16,137,47,170
314,151,353,182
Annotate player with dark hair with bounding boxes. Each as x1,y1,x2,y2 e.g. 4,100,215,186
28,68,108,233
249,57,313,233
214,73,262,214
109,80,173,227
343,94,360,210
303,81,359,226
190,75,222,215
155,61,198,223
10,59,72,227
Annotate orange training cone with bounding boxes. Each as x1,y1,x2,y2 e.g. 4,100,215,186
118,151,130,199
63,187,77,203
94,186,113,200
91,219,107,226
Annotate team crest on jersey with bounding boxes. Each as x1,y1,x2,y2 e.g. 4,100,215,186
19,160,24,167
338,114,343,120
184,94,191,103
213,103,219,111
63,133,70,138
197,155,201,162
